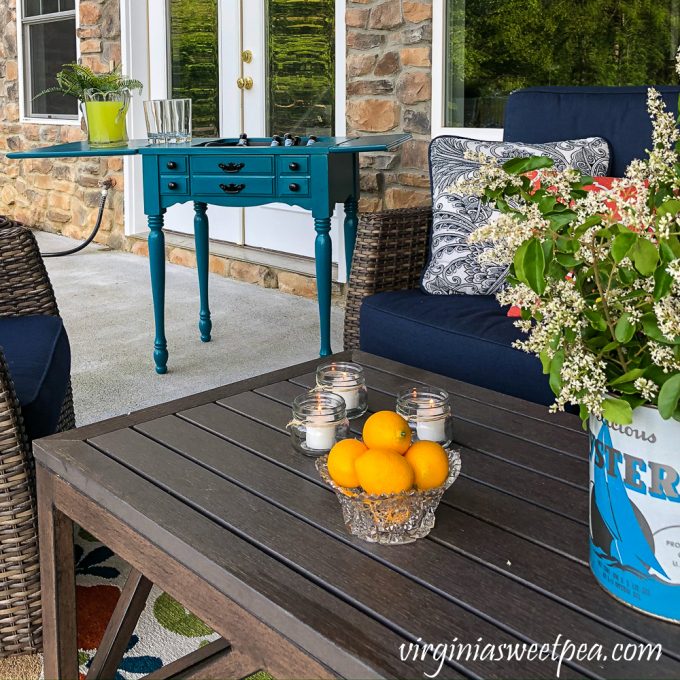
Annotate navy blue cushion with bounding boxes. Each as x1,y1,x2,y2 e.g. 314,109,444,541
504,86,680,178
0,316,71,442
359,291,556,406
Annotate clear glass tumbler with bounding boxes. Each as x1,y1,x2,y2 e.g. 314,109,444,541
144,98,192,143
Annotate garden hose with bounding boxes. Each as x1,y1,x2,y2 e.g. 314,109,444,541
42,177,116,258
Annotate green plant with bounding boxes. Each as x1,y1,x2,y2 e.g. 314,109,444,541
462,72,680,426
34,63,142,103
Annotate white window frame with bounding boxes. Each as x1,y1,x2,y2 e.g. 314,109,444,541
17,0,81,125
431,0,502,141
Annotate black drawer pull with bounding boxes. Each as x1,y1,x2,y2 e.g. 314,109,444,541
288,162,300,171
218,162,245,173
288,183,300,192
220,183,246,194
166,161,178,170
167,182,179,190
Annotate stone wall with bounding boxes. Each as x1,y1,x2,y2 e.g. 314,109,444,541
0,0,126,249
346,0,432,212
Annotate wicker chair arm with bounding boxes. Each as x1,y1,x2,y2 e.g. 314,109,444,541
344,206,432,350
0,217,59,318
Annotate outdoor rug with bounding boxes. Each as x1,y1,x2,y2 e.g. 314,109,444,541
75,526,221,678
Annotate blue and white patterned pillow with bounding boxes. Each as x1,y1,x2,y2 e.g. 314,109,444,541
421,135,611,295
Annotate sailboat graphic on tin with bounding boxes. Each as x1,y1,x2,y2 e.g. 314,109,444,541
590,421,669,579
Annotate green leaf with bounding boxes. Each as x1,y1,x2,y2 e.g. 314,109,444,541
653,266,673,301
555,252,579,268
660,240,676,263
657,198,680,217
502,156,554,175
520,238,547,295
658,373,680,419
614,313,636,344
632,238,659,276
549,349,564,396
584,309,607,331
513,239,530,283
611,232,636,264
539,349,551,374
610,368,646,386
546,210,577,229
602,397,633,425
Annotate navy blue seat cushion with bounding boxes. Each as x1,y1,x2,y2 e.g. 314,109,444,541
0,316,71,442
504,86,680,178
359,290,556,406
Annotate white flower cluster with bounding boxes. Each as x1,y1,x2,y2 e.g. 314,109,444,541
549,343,608,416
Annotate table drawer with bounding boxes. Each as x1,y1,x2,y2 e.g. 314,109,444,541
160,157,188,173
160,175,189,195
191,156,273,175
191,175,274,196
279,177,310,197
277,156,309,175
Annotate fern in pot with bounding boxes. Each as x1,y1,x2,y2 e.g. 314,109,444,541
37,63,142,148
460,66,680,621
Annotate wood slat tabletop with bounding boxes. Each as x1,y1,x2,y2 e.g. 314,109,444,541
34,351,680,679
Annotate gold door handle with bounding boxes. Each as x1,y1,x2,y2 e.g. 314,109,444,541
237,76,253,90
241,49,253,64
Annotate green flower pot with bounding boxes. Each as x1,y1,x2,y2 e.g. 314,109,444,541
83,88,130,148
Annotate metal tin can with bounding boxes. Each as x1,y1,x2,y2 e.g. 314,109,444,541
589,406,680,623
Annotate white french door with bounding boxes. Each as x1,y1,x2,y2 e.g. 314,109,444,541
141,0,344,269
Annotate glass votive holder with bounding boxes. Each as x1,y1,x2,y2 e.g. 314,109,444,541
396,386,453,446
287,390,350,457
315,361,368,419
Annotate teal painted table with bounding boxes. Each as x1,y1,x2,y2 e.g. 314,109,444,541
8,135,409,373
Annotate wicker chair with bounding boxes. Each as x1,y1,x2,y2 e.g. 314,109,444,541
0,217,75,656
344,206,432,350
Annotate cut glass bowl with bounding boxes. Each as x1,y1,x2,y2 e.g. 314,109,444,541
316,448,462,545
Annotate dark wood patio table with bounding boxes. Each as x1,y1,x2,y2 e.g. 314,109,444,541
34,351,680,679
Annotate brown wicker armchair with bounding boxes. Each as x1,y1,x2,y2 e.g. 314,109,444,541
344,206,432,350
0,217,75,656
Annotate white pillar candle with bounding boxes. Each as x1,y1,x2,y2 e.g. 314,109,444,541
416,400,447,442
333,385,360,411
306,420,336,450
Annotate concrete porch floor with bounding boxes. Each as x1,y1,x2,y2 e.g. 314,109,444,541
37,231,344,426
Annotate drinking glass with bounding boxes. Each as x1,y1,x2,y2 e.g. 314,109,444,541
143,99,192,143
143,100,164,143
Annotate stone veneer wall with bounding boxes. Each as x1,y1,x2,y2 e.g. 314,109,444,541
346,0,432,211
0,0,126,249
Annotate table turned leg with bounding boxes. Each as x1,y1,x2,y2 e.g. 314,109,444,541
36,465,78,680
343,196,358,279
148,212,169,374
314,216,333,357
193,202,212,343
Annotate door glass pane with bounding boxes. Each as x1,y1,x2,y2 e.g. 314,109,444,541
169,0,220,137
28,18,78,116
445,0,680,128
266,0,335,136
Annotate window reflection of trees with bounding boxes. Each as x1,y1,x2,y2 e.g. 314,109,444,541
446,0,680,128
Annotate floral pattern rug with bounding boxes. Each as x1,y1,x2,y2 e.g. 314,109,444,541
75,527,219,679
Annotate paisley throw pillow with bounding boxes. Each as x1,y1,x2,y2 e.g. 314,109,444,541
421,135,611,295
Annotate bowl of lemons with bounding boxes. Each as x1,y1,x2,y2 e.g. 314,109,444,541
315,410,461,545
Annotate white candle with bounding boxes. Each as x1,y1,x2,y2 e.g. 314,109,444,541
416,399,447,442
306,421,336,450
333,384,360,410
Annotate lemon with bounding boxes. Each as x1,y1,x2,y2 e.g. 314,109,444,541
327,439,367,488
355,448,415,495
362,411,412,454
405,441,449,490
